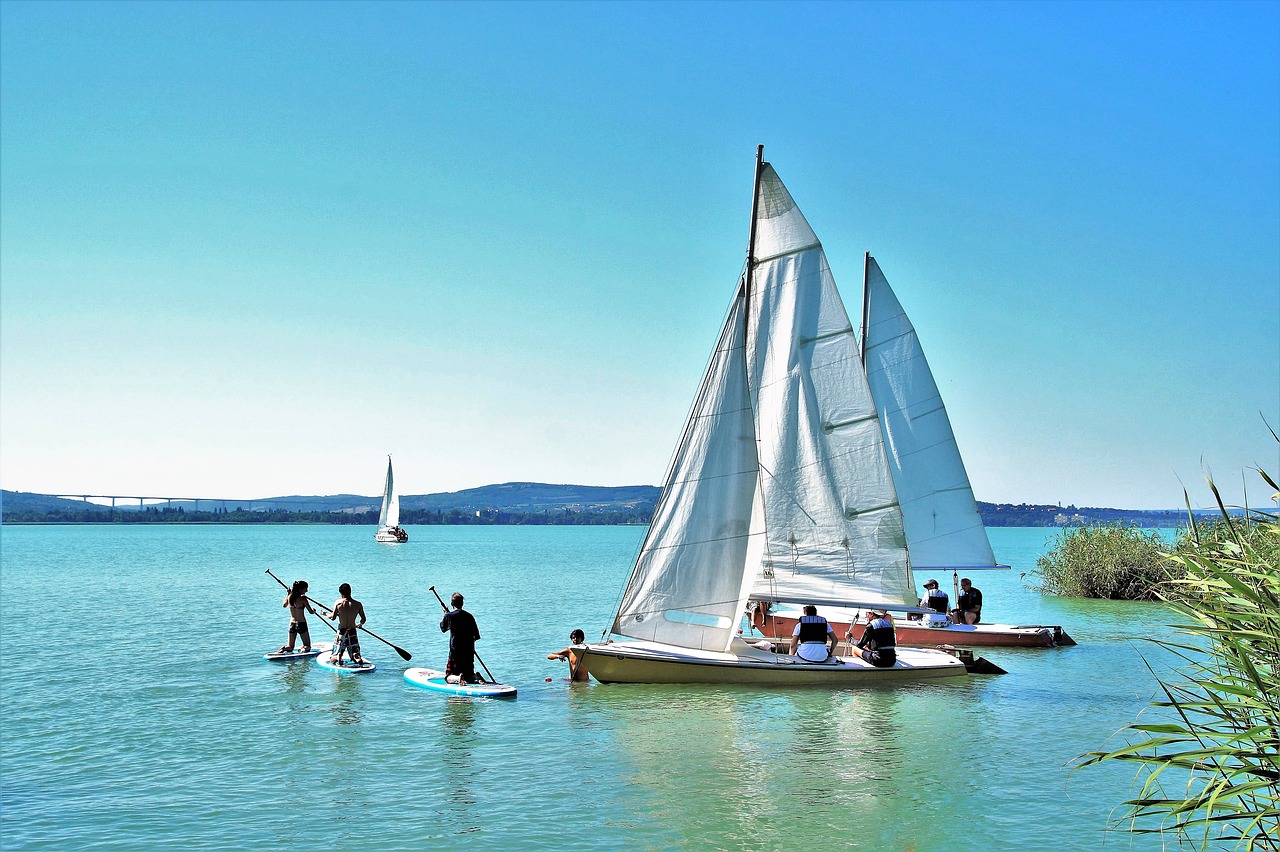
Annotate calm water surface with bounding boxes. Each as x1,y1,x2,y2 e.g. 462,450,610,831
1,524,1190,850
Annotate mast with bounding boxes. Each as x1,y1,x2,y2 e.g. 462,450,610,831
744,145,765,330
860,251,871,362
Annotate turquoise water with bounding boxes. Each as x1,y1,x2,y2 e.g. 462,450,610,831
0,524,1189,850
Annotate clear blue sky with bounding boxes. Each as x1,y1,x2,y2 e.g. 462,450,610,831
2,0,1277,510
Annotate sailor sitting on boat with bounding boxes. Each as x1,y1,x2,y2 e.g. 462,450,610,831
853,609,897,668
789,605,837,662
920,579,949,614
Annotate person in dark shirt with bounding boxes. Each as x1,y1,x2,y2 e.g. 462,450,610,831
954,578,983,624
920,579,949,614
852,609,897,668
440,592,482,684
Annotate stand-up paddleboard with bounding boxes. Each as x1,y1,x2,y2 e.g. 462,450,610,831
263,642,332,662
404,667,516,698
316,652,376,674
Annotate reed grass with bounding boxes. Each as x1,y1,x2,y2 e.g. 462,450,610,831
1078,465,1280,850
1031,523,1172,599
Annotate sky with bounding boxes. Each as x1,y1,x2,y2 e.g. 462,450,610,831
1,0,1277,511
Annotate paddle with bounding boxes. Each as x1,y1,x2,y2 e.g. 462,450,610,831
429,585,498,684
265,569,413,661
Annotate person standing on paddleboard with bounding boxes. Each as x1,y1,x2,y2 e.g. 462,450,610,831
440,592,481,684
330,583,367,666
277,580,318,654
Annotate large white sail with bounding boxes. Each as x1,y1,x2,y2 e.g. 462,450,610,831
861,258,996,571
378,456,398,529
745,166,914,610
612,294,760,651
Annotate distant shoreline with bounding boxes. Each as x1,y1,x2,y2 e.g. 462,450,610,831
1,483,1232,528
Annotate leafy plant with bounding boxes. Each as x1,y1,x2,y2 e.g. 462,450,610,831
1031,523,1172,599
1079,463,1280,849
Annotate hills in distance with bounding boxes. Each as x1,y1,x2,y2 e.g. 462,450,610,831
0,482,1229,527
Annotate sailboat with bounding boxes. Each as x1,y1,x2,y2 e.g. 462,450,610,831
579,148,968,685
749,254,1073,648
374,455,408,543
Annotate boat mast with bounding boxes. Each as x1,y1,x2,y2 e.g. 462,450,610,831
860,251,871,362
744,144,765,331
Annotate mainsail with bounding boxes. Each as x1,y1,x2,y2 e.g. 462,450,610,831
378,456,400,529
611,157,915,654
861,257,997,571
745,166,912,611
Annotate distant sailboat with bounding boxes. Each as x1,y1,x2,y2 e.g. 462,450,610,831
579,147,968,684
374,456,408,543
750,255,1073,648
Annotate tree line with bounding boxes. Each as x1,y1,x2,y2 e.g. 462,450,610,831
1,505,653,526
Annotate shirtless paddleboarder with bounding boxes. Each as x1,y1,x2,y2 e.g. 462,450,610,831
329,583,368,666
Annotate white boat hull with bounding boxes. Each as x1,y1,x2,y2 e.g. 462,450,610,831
375,526,408,543
580,639,966,685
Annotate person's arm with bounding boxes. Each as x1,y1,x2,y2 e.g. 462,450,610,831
547,647,569,661
827,627,837,654
440,612,450,633
357,602,367,627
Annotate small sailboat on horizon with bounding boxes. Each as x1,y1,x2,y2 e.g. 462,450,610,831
374,455,408,543
580,147,970,685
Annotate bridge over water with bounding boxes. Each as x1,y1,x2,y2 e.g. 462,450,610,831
53,495,356,513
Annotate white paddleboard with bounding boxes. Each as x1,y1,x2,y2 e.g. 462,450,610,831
263,642,333,662
316,652,376,674
404,667,516,698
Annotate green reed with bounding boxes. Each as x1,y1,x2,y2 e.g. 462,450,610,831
1079,466,1280,850
1031,523,1172,599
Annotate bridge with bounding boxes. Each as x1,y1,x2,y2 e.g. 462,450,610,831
53,495,336,512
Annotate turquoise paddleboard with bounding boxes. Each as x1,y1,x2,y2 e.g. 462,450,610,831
404,667,516,698
316,652,376,674
263,642,332,662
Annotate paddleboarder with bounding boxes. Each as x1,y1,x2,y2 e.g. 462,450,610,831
329,583,368,667
440,592,482,684
547,629,590,682
276,579,318,654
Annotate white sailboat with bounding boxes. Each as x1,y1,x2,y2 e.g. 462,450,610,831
580,147,967,684
374,455,408,543
750,255,1073,648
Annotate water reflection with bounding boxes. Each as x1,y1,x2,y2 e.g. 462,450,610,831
571,685,912,847
272,659,311,695
438,697,482,833
329,675,364,725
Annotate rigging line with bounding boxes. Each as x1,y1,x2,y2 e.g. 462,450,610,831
755,460,818,526
637,529,758,553
752,241,823,265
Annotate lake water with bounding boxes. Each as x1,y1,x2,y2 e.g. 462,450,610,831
0,524,1190,850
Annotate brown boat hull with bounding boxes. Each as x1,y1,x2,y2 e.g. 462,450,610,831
751,609,1072,649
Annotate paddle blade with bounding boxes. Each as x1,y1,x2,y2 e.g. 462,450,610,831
396,646,412,661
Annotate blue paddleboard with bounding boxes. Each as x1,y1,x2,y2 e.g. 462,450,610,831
403,667,516,698
316,652,376,674
263,642,332,662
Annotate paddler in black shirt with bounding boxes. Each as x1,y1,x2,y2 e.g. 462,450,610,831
440,592,482,684
852,609,897,668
